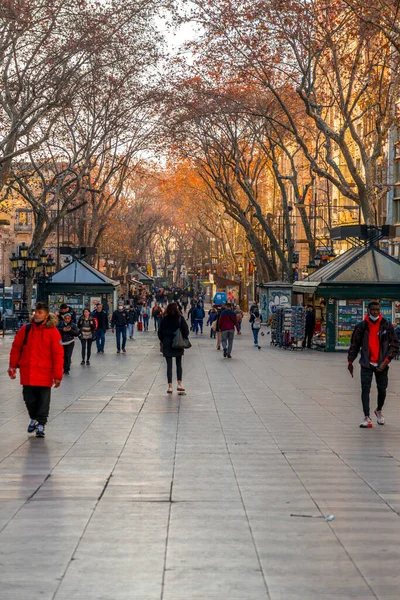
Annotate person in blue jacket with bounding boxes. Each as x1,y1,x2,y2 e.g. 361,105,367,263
193,303,205,334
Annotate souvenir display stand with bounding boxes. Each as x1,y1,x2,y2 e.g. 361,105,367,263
271,306,306,350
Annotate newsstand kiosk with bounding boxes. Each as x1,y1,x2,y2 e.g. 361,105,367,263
293,243,400,352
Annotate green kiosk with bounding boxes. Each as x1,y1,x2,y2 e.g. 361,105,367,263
43,259,120,315
293,243,400,352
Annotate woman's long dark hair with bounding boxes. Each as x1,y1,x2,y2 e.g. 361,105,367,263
164,302,180,318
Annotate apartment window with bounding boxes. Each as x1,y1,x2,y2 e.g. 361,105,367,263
394,160,400,185
393,195,400,224
14,209,32,231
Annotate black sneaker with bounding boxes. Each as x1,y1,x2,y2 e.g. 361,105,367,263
122,348,126,353
227,354,232,358
81,360,85,365
36,424,45,438
86,360,90,365
223,348,227,358
27,419,38,433
117,350,120,354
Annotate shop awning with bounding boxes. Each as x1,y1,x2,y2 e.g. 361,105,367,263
258,281,293,289
213,274,239,287
128,277,142,286
293,245,400,298
129,267,154,285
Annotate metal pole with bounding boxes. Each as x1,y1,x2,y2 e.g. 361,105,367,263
56,196,61,270
21,266,28,322
1,277,5,335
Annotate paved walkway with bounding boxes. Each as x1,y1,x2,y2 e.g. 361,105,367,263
1,323,400,599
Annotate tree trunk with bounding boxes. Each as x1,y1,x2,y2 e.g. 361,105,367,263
296,205,316,261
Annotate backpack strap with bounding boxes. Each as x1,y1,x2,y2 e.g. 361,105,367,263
23,323,31,346
18,323,31,366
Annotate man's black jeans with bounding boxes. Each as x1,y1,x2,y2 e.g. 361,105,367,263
302,328,313,348
23,386,51,425
361,366,388,417
63,342,74,374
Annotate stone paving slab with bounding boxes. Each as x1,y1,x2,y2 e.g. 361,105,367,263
1,324,400,599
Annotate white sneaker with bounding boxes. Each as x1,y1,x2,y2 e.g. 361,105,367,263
360,417,373,428
374,410,385,425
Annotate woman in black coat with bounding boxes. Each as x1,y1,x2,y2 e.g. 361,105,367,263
158,302,189,394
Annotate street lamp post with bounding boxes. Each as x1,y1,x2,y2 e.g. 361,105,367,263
238,263,243,307
10,244,56,323
36,251,56,302
10,243,33,323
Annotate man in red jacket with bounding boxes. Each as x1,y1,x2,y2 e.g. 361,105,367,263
219,302,241,358
8,302,64,438
348,301,398,428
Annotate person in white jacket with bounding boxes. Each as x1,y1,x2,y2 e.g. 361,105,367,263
140,303,150,331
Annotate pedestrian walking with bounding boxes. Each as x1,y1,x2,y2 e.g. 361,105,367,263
93,303,108,353
395,322,400,360
193,303,205,334
219,302,241,358
249,308,262,349
78,309,96,365
8,302,64,438
127,304,137,339
215,306,223,350
140,302,150,331
235,305,244,332
158,302,190,394
207,308,218,338
249,301,258,316
348,301,399,428
187,303,196,332
181,295,188,313
57,313,79,374
111,303,129,353
302,305,316,349
152,302,163,331
57,302,77,323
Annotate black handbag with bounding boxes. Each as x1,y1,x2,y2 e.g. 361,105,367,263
172,317,191,350
172,327,184,349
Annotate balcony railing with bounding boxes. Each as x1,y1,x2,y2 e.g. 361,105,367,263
14,223,32,232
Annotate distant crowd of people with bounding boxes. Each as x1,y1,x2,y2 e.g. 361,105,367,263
6,290,265,438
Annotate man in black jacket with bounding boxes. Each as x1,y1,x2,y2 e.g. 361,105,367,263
348,301,399,428
127,304,137,339
93,303,109,353
302,306,316,349
57,313,80,374
111,304,129,353
58,302,77,323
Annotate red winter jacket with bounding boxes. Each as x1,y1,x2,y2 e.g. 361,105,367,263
9,313,64,386
219,309,239,332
